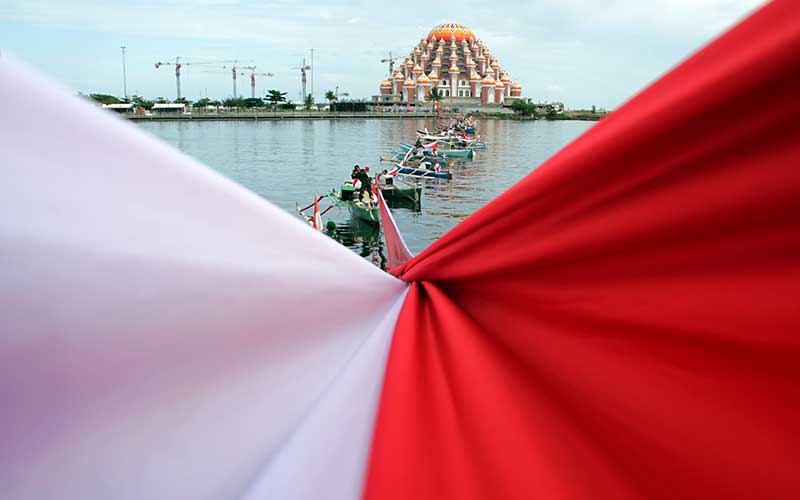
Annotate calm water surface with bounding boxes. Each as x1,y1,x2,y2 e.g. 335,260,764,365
137,118,594,267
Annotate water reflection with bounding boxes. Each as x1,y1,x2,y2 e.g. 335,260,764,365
328,219,387,270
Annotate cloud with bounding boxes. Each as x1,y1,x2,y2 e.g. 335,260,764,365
347,17,361,24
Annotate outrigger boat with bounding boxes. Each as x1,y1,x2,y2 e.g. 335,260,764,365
337,184,380,225
396,164,452,179
397,143,475,160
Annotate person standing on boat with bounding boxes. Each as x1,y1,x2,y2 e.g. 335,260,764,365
356,167,372,202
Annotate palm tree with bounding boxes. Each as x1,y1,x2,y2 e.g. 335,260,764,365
304,93,315,110
427,88,444,111
325,90,337,104
265,89,287,110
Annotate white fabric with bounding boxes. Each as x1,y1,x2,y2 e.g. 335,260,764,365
0,56,408,500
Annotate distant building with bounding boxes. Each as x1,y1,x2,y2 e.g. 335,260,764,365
102,103,134,113
375,22,524,107
152,103,186,113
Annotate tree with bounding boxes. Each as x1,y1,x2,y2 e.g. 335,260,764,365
304,93,315,110
510,99,538,118
89,93,121,105
427,88,444,104
222,97,245,108
130,95,154,110
242,97,264,108
325,90,337,105
265,89,287,110
195,98,212,108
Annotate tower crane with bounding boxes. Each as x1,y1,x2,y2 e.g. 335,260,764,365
292,59,311,100
381,51,401,76
154,57,235,100
240,66,274,98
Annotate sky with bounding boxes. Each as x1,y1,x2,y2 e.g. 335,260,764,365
0,0,767,109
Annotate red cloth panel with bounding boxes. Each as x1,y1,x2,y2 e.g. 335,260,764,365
378,190,414,268
364,1,800,499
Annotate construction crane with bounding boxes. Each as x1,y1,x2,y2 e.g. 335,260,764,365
221,61,240,98
381,51,401,76
154,57,234,100
292,58,311,100
240,66,274,98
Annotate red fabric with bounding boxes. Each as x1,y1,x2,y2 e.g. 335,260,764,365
364,2,800,499
377,190,414,268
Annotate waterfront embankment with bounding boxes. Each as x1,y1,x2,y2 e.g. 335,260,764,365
124,110,606,122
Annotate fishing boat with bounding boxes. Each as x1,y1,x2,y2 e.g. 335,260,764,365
338,184,380,225
397,143,475,160
380,183,422,205
396,164,452,179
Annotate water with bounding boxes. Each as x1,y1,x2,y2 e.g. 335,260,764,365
137,118,594,267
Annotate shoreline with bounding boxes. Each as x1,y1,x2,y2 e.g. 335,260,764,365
124,111,605,122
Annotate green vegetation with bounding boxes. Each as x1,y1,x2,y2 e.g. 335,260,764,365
303,93,315,110
325,90,337,105
265,89,288,110
510,99,539,118
427,88,444,105
89,93,122,105
131,95,154,110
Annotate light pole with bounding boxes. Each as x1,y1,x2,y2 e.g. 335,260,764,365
121,46,128,100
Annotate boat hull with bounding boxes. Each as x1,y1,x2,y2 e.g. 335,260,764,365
398,143,474,160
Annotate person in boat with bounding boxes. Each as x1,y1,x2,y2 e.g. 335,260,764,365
356,167,372,201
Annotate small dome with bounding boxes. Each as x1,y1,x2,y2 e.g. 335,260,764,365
414,46,422,54
432,58,442,65
495,80,505,89
394,72,405,81
477,53,486,61
413,64,422,72
403,78,415,87
482,76,495,85
427,22,475,44
449,62,459,73
500,73,512,82
380,80,392,88
466,59,476,67
511,83,522,89
430,73,440,81
470,73,482,81
417,73,431,84
491,59,500,67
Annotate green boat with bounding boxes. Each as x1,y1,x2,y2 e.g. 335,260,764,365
338,184,380,225
381,184,421,205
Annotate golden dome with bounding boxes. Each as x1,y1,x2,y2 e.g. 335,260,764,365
417,73,431,84
413,64,423,72
511,83,522,89
500,73,512,82
394,72,405,81
427,23,475,44
403,78,415,87
380,80,392,87
495,80,505,88
470,73,482,81
482,76,495,85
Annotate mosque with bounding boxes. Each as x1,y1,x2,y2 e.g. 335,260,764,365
375,22,524,107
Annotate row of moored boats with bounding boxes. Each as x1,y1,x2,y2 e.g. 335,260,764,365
297,116,486,230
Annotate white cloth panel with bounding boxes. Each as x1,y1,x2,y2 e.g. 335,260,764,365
0,56,407,500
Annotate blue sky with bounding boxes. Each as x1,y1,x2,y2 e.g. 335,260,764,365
0,0,765,108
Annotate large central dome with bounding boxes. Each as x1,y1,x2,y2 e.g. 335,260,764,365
427,23,475,43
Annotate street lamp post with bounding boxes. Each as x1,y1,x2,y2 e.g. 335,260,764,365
121,46,128,100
